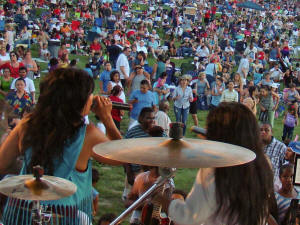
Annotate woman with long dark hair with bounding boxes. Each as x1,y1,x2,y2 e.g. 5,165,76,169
167,102,274,225
0,68,122,225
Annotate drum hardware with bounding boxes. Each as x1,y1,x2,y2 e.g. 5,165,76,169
0,166,77,225
110,167,176,225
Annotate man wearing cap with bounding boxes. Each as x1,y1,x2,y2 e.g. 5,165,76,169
136,40,148,56
148,36,161,59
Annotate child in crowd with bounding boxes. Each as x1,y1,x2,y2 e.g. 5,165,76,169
282,104,298,141
275,164,300,225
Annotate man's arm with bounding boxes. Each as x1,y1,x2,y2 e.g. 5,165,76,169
120,66,128,80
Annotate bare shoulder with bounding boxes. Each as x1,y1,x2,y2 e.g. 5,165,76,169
85,123,109,146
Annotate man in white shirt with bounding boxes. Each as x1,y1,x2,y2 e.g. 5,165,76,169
244,42,257,61
116,47,131,87
196,44,210,60
155,100,171,136
237,54,249,85
220,80,238,103
136,40,148,56
10,67,36,103
269,63,283,82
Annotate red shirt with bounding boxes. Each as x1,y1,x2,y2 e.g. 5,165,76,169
205,11,211,19
211,6,217,14
90,42,101,52
109,95,123,122
0,62,24,78
258,51,265,60
53,8,61,16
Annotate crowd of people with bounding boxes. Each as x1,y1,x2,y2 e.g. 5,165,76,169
0,0,299,224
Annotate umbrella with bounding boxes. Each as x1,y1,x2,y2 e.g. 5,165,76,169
236,1,265,11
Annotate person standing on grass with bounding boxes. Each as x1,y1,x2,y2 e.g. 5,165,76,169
282,104,298,142
99,62,113,95
109,85,124,131
173,75,193,136
260,122,286,180
116,47,131,87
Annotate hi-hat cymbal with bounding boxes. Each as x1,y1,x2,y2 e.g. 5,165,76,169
0,175,77,201
93,138,256,168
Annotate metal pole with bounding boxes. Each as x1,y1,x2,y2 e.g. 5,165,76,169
109,176,168,225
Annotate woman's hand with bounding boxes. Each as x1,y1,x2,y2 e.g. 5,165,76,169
92,96,112,121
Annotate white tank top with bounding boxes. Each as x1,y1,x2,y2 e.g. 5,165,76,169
109,81,126,103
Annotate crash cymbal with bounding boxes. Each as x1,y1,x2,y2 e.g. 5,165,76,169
93,137,256,168
0,175,77,201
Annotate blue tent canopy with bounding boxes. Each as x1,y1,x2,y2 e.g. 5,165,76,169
236,1,265,11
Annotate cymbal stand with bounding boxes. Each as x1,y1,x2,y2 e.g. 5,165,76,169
110,167,176,225
32,200,52,225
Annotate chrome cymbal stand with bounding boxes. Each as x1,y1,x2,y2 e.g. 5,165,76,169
110,167,176,225
32,201,52,225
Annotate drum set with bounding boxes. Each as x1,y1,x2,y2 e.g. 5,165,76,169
0,123,256,225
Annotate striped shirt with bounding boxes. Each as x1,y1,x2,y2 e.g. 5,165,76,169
125,124,150,172
275,188,300,224
264,137,287,179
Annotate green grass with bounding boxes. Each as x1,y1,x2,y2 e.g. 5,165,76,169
27,37,300,223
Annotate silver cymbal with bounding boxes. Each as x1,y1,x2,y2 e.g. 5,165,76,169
0,175,77,201
93,137,256,168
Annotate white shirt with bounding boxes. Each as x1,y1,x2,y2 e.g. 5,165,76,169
169,168,220,224
237,57,249,84
270,67,283,80
136,44,148,54
11,77,35,93
220,89,239,103
116,53,129,80
0,53,10,61
155,110,171,136
196,46,210,57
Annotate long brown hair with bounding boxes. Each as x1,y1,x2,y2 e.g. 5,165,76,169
206,102,273,225
22,68,94,174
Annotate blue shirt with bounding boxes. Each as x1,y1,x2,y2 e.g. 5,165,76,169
5,91,33,115
129,90,155,120
84,68,93,77
205,63,216,77
99,70,112,92
253,72,263,85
